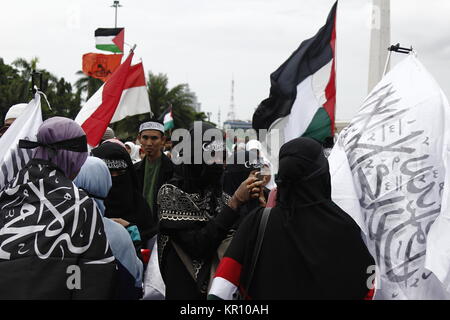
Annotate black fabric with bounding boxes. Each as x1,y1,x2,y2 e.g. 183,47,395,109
134,151,174,237
171,122,225,195
95,27,124,37
243,207,271,295
222,150,265,229
223,150,259,196
225,137,374,300
19,135,88,153
92,142,154,244
159,205,239,300
114,261,143,300
0,159,117,299
252,1,336,131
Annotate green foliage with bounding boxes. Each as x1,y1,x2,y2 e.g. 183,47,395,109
0,57,81,121
44,77,82,120
147,72,203,130
0,58,25,120
74,71,103,101
0,57,207,138
111,72,208,139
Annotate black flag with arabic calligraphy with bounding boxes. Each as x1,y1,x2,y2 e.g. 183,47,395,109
0,159,117,299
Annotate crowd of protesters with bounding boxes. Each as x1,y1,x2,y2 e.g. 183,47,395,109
0,101,373,300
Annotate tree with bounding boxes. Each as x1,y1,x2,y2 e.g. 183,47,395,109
0,57,83,121
74,71,103,101
0,57,207,139
11,57,64,118
0,58,24,121
10,57,40,104
147,72,206,129
110,72,207,140
44,77,82,120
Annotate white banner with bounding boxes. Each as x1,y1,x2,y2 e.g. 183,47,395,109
0,93,43,189
329,55,450,299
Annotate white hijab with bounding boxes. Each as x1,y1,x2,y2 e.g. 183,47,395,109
125,141,141,164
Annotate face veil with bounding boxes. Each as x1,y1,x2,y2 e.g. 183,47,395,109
177,122,225,194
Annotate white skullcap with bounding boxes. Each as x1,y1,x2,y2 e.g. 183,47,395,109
5,103,28,123
139,121,164,134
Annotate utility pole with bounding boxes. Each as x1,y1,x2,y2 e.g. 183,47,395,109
111,1,122,28
367,0,390,93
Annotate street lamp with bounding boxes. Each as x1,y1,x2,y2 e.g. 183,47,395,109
111,1,123,28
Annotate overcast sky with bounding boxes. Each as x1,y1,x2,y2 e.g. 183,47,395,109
1,0,450,125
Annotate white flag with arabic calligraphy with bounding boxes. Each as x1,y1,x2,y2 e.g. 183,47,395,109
328,55,450,299
0,93,43,189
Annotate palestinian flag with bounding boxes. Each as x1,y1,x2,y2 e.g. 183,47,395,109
163,107,174,131
75,52,152,147
158,106,175,131
95,28,125,53
252,1,337,144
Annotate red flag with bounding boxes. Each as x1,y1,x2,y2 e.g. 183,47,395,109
112,29,125,53
82,53,123,82
76,52,134,146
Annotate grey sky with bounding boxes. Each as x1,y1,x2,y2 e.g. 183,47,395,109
1,0,449,124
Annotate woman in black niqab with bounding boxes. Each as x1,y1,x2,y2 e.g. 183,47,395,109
92,142,154,244
221,137,375,299
158,122,263,299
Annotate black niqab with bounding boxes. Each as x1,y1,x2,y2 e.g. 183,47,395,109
92,142,154,241
229,137,374,299
172,122,224,196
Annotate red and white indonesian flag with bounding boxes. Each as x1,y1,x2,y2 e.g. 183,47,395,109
328,55,450,299
75,51,151,147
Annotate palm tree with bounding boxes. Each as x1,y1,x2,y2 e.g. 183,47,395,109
12,57,39,79
11,57,58,108
148,72,205,129
11,57,40,102
0,58,25,118
109,72,207,140
74,71,103,101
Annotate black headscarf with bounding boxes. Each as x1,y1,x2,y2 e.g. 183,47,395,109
276,136,332,208
225,137,374,299
158,122,232,298
92,142,154,241
172,122,225,196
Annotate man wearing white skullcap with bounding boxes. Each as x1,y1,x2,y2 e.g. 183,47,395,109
0,103,28,137
134,120,174,248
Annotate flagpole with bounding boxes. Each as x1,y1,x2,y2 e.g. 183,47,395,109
111,1,122,28
383,43,413,77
